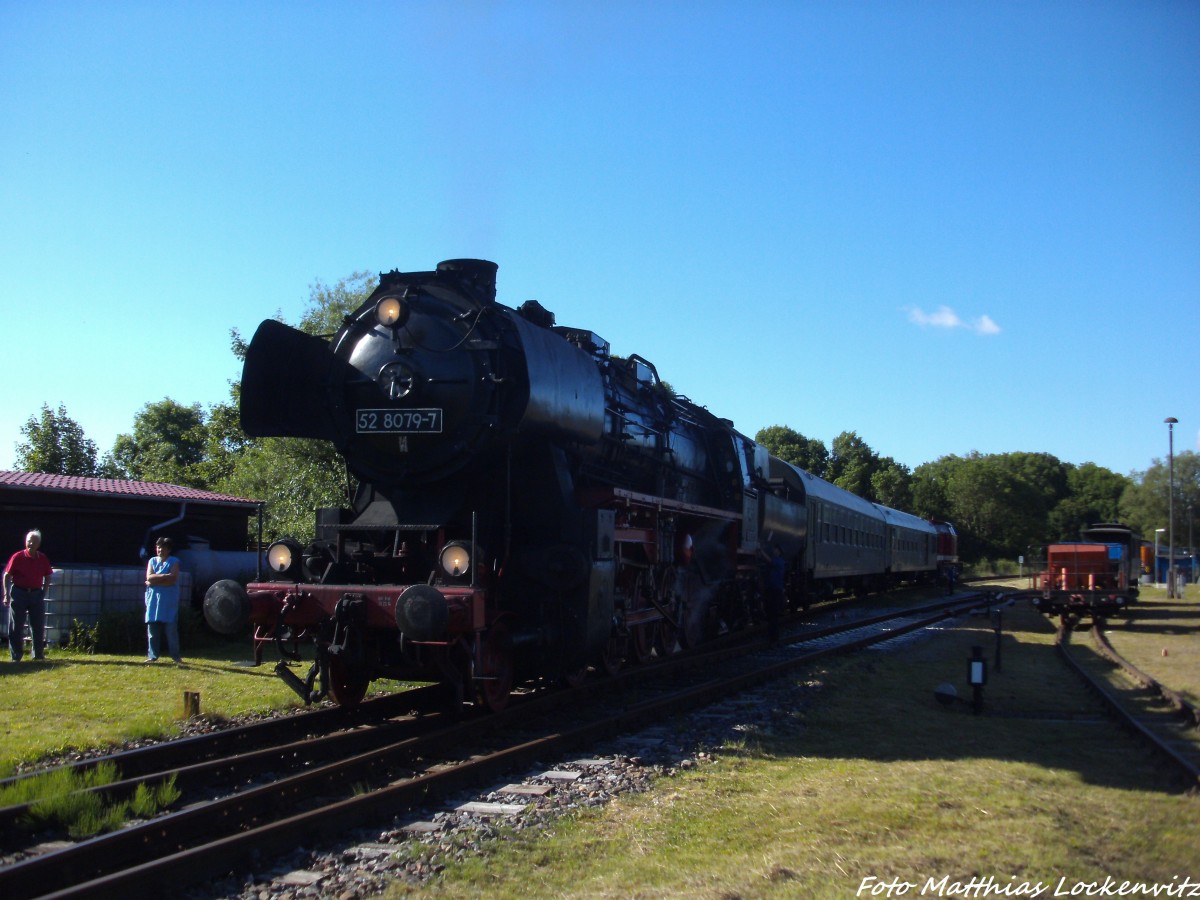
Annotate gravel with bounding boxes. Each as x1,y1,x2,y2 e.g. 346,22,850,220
193,675,816,900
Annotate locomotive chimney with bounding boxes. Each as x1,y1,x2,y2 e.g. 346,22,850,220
437,258,498,305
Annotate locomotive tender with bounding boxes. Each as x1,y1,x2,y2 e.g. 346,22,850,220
204,259,957,709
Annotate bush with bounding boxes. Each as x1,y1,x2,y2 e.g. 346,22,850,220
962,558,1021,578
61,606,204,655
62,611,142,654
62,619,101,654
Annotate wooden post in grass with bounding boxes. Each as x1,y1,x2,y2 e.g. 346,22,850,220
183,690,200,718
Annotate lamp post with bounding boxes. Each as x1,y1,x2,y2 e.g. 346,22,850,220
1155,528,1165,585
1165,417,1178,599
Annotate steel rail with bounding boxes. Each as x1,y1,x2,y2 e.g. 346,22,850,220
0,594,989,899
0,683,447,791
1088,620,1200,727
1055,621,1200,790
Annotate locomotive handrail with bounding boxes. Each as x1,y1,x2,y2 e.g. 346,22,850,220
323,523,444,531
578,485,742,521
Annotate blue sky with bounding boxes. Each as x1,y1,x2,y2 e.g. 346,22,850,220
2,1,1197,480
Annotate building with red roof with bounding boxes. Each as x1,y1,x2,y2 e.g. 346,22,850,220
0,471,260,569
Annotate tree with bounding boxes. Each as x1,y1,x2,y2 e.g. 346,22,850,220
217,437,349,541
870,458,913,511
107,399,208,487
755,425,828,476
299,270,377,336
911,455,965,524
912,451,1067,563
999,452,1070,516
15,403,99,476
191,394,247,488
1047,462,1130,542
943,453,1034,560
827,431,877,500
1120,451,1200,547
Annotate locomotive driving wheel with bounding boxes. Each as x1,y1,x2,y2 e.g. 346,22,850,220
475,622,514,713
628,569,656,664
660,565,709,650
657,566,682,656
327,655,369,707
599,628,626,676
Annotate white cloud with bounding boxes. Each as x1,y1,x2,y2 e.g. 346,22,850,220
974,314,1001,335
906,305,1001,336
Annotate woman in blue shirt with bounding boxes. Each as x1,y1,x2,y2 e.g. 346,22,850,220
144,537,182,664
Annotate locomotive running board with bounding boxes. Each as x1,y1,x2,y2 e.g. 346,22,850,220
577,486,742,521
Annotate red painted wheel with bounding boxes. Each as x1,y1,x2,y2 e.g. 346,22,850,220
476,623,514,713
327,656,369,707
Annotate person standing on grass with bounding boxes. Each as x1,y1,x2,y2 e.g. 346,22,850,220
4,529,53,662
144,537,183,664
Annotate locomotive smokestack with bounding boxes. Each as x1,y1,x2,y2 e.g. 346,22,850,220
437,258,498,305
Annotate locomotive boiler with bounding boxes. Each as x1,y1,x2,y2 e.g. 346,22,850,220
204,259,950,709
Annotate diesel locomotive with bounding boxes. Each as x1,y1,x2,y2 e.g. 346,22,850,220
1032,522,1141,616
203,259,956,709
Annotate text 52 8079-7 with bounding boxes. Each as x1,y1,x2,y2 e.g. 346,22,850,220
356,409,443,433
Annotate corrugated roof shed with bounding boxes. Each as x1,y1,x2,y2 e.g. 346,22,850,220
0,471,261,566
0,472,259,507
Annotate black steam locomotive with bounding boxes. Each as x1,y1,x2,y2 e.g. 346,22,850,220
204,259,953,709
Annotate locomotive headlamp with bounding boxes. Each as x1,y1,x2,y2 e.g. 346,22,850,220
266,539,304,580
375,295,410,329
439,542,472,579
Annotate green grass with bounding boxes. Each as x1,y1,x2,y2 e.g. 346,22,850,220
0,630,307,776
0,758,182,839
388,595,1200,899
1099,584,1200,703
4,589,1198,897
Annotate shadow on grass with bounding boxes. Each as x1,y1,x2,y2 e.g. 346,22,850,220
1114,601,1200,635
750,600,1198,796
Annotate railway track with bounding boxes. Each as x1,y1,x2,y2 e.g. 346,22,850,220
1055,617,1200,790
0,591,993,899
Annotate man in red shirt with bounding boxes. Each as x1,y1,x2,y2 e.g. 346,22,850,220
4,529,53,662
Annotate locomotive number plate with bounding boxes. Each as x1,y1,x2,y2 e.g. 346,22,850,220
356,409,443,433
